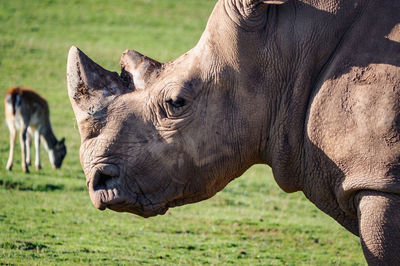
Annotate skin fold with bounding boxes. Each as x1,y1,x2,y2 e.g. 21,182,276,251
67,0,400,264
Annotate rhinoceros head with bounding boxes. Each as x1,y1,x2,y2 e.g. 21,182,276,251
67,0,287,217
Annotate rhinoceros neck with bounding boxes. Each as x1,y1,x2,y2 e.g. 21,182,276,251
194,0,370,192
256,0,370,193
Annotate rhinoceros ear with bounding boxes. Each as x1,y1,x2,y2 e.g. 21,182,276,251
67,46,131,118
120,49,162,90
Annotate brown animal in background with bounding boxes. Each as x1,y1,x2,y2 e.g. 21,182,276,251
67,0,400,264
4,87,66,172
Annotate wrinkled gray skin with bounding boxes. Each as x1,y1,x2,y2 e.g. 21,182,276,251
67,0,400,264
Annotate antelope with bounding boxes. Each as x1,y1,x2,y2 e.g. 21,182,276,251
4,86,66,173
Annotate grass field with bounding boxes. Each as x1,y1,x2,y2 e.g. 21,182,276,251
0,0,365,264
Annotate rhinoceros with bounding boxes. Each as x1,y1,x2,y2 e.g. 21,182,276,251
67,0,400,263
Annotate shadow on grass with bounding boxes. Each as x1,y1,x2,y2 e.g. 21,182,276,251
1,241,48,251
0,179,64,192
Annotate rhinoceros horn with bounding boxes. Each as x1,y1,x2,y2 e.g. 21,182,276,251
67,46,131,118
120,49,162,90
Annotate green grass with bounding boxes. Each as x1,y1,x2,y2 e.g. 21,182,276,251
0,0,365,264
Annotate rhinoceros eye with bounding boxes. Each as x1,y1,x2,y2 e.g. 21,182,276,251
166,97,186,109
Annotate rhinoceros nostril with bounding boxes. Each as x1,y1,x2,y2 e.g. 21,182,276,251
93,172,114,190
91,164,120,190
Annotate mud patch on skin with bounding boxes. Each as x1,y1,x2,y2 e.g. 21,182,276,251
80,111,107,139
74,85,91,103
72,61,92,104
78,96,114,140
384,111,400,146
351,66,378,85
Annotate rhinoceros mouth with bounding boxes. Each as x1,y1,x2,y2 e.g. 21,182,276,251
87,165,170,217
87,169,126,211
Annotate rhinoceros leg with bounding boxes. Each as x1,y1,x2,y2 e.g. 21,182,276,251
356,191,400,265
